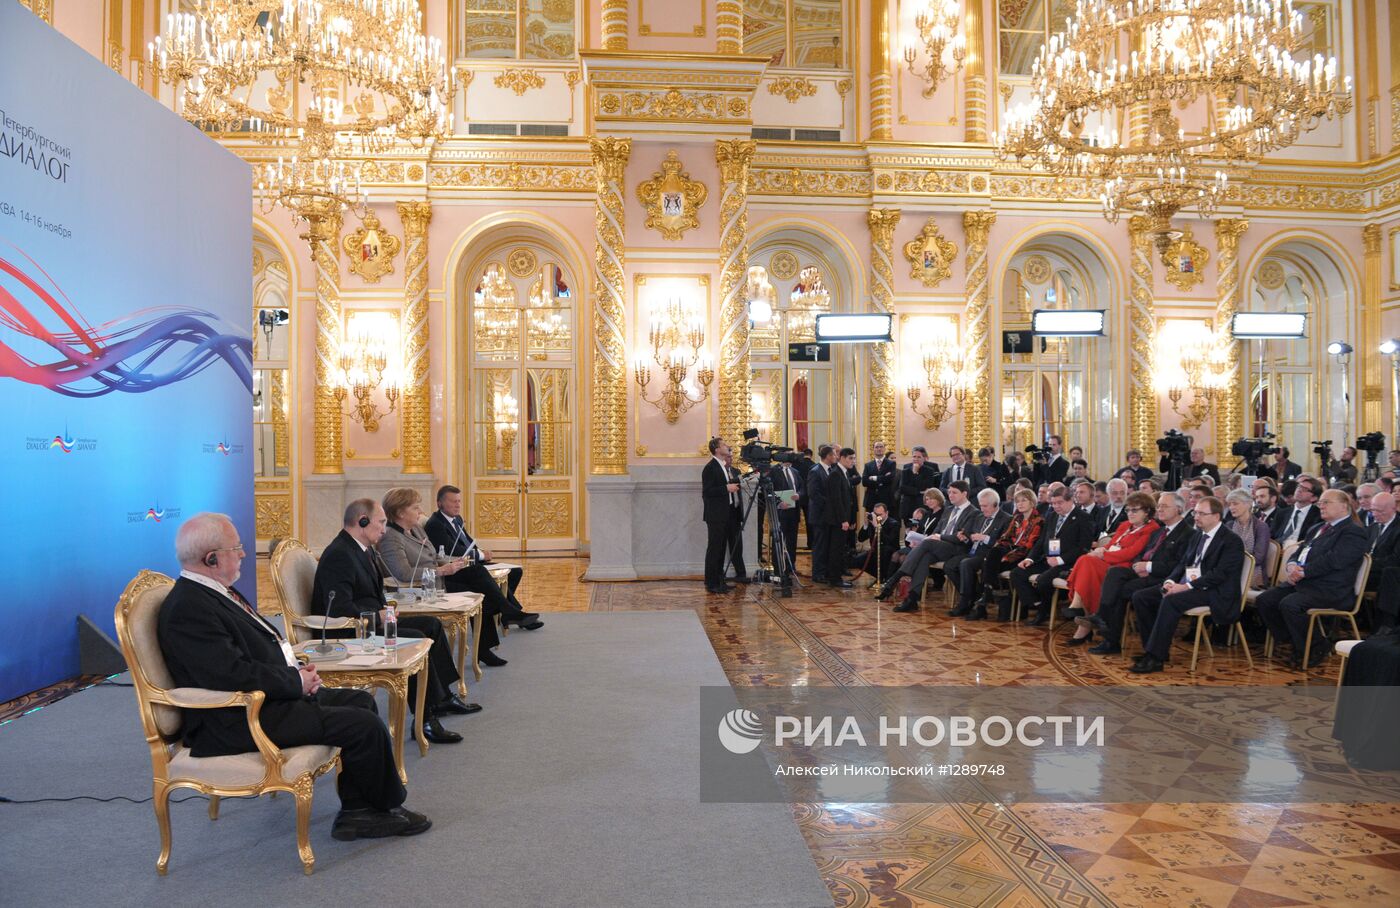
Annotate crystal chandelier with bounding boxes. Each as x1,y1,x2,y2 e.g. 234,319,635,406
1165,329,1231,430
334,313,401,432
149,0,451,218
905,330,966,431
474,264,519,353
996,0,1352,249
902,0,967,96
633,296,713,424
787,266,830,341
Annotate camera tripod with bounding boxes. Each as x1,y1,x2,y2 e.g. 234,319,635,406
722,468,798,598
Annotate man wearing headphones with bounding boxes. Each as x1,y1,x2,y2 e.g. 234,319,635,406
158,512,431,842
312,499,479,744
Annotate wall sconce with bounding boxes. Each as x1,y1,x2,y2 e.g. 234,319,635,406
905,326,966,430
1157,322,1229,431
634,295,714,423
495,391,519,464
902,0,966,97
335,312,401,433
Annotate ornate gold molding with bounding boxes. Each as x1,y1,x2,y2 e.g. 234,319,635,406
768,76,818,104
963,0,988,143
1126,217,1158,458
1213,218,1249,461
271,369,289,471
715,0,743,53
902,219,958,287
397,201,432,475
597,88,748,123
494,69,546,96
602,0,628,50
716,140,756,458
1362,223,1383,430
18,0,53,23
870,0,894,140
636,151,708,241
589,138,632,475
308,204,344,475
1160,227,1209,292
868,208,901,455
962,211,996,451
341,211,401,283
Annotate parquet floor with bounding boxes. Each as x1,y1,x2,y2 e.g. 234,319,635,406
9,552,1399,906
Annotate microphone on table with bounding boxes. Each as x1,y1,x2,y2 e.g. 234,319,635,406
303,590,349,661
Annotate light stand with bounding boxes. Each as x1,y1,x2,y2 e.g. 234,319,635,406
1383,339,1400,451
1327,341,1354,444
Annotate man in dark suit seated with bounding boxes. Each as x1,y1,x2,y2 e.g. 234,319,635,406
1255,490,1372,669
158,512,431,841
1271,477,1323,544
1086,492,1194,655
1011,485,1095,626
425,486,544,633
948,488,1012,619
314,500,474,744
1128,496,1245,674
884,480,979,613
1368,493,1400,629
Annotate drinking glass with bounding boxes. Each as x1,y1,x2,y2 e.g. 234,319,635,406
358,610,378,653
422,567,436,601
434,571,446,600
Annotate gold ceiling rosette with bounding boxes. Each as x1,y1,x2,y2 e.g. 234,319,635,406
996,0,1352,251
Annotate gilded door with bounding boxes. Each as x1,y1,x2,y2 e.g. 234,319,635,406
468,250,577,551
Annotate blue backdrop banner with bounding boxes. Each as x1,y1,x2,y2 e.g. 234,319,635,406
0,6,253,702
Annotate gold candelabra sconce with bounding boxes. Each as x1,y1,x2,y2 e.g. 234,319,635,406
335,312,402,433
634,296,713,424
905,330,966,431
495,391,520,464
1160,324,1230,431
902,0,967,97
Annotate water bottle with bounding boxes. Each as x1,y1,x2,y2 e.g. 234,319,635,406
383,605,398,647
437,544,446,562
422,567,436,601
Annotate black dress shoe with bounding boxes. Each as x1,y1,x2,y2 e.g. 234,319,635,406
708,583,736,593
1130,654,1165,674
422,715,463,744
892,600,920,613
874,582,897,601
1305,646,1329,670
1025,614,1049,627
967,604,988,621
1086,614,1108,635
949,601,972,617
1065,632,1094,647
436,696,483,715
831,580,854,589
733,576,754,584
515,619,544,630
332,808,410,841
479,650,508,667
388,806,433,836
1087,641,1121,655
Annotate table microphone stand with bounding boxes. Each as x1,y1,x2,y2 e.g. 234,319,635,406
303,590,349,662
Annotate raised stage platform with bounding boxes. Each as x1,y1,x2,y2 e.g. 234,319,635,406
0,611,831,908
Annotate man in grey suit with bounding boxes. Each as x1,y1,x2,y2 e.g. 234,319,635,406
940,445,985,493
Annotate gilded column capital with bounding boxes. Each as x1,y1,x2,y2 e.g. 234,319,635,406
590,136,632,181
715,139,757,180
1127,215,1153,239
867,208,902,250
1214,217,1249,250
963,210,996,243
397,200,433,474
1363,223,1382,254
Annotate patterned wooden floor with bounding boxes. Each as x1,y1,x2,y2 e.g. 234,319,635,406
8,553,1398,906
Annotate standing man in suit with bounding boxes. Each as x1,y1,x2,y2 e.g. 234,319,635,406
822,447,857,589
701,437,743,594
1256,489,1371,669
770,458,804,576
1128,496,1246,674
806,445,836,583
861,442,896,514
941,446,985,493
1272,476,1324,544
158,513,432,842
895,446,939,523
1034,435,1070,486
1010,486,1095,626
1086,492,1194,655
723,447,750,582
792,447,815,549
424,485,544,647
313,500,471,743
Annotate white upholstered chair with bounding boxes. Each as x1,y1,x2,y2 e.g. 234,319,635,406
113,570,340,875
270,538,354,645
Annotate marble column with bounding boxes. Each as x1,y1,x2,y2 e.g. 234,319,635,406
1214,218,1250,461
602,0,627,50
715,0,742,53
1127,216,1158,458
1362,224,1383,430
716,139,756,454
962,210,996,451
867,208,901,453
397,200,433,474
589,137,631,475
308,203,344,475
963,0,987,143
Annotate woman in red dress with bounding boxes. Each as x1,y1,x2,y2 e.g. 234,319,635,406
1064,491,1160,646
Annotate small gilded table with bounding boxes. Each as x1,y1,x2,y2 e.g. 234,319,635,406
296,638,432,784
395,590,486,687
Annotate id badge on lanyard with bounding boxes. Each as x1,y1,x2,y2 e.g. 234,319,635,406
1048,538,1061,557
1185,565,1202,583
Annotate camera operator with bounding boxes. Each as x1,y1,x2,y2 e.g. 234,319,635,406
702,437,746,594
894,446,939,523
857,502,899,584
1266,446,1302,482
1187,448,1220,484
1030,435,1069,485
861,442,897,514
1387,449,1400,479
1328,446,1359,485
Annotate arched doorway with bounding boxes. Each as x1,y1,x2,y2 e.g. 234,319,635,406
995,233,1120,478
1244,238,1355,470
456,226,581,552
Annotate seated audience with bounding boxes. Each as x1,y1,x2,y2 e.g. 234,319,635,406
1095,478,1130,538
1224,489,1271,588
1356,482,1379,525
946,489,1012,620
1369,493,1400,629
377,487,510,673
880,481,977,611
1128,496,1245,674
1252,482,1284,536
1069,458,1092,483
1255,489,1370,669
158,512,431,841
977,489,1043,621
1273,477,1324,544
425,485,543,636
1064,492,1160,646
312,500,474,743
1011,486,1095,626
1085,492,1194,655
